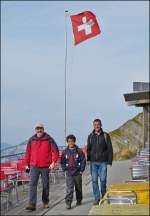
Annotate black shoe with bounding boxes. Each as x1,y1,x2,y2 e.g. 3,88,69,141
66,203,71,209
93,200,99,205
76,200,82,206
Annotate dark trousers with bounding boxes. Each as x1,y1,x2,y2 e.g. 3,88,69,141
65,174,82,204
29,166,49,205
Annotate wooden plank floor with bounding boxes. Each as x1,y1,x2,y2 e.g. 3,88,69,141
1,172,66,216
1,161,133,215
45,160,133,215
1,167,91,216
88,204,150,215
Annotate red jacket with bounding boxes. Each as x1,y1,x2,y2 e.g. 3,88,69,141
25,133,59,167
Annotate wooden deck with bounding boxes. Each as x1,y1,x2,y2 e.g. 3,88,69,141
88,204,149,215
2,160,146,216
1,170,66,215
1,167,91,216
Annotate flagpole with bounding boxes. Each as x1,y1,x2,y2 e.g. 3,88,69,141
64,10,68,144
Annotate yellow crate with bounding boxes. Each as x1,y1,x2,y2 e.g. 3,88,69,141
106,182,149,204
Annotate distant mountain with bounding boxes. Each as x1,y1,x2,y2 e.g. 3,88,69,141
1,141,28,156
1,113,144,161
110,112,143,160
1,142,12,150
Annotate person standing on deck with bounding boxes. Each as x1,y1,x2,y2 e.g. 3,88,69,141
87,119,113,205
61,134,86,209
25,123,59,211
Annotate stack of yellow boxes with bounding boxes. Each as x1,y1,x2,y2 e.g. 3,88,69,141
90,181,150,215
104,181,149,204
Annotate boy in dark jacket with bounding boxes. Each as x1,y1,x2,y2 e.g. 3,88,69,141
61,134,86,209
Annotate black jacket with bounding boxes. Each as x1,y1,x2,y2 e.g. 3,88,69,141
87,130,113,165
61,145,86,176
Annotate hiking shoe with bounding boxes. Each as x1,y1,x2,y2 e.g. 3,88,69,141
43,203,49,209
26,204,36,211
93,200,99,205
76,201,82,206
66,203,71,209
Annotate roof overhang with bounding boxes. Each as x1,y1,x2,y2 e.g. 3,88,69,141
124,91,150,106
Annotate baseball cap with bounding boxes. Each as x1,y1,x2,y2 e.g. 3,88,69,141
35,123,44,129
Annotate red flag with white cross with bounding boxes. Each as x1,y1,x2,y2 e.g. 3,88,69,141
70,11,101,45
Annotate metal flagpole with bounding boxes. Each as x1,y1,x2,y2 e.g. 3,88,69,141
64,10,68,144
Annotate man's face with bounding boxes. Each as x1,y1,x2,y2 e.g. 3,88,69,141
67,138,75,148
93,121,102,132
35,127,44,138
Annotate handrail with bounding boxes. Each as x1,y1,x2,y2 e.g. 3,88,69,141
99,197,135,205
99,190,137,205
125,179,147,182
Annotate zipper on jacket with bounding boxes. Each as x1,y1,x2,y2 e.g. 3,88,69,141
95,135,99,160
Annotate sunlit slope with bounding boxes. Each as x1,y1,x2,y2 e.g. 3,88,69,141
110,113,143,160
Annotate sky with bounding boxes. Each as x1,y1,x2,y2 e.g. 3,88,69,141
1,1,149,147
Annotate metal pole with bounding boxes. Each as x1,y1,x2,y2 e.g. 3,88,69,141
64,10,68,144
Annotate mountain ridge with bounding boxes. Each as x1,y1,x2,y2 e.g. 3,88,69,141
110,112,143,160
1,113,144,160
1,142,12,150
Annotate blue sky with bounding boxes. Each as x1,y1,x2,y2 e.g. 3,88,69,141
1,1,149,147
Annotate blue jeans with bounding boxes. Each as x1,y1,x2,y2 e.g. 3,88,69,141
91,161,107,201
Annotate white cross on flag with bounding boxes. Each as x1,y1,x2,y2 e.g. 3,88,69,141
70,11,101,45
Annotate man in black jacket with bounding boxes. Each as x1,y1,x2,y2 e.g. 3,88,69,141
87,119,113,205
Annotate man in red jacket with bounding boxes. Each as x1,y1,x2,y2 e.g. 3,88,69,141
25,123,59,211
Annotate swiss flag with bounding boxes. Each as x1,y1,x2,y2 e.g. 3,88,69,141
70,11,101,45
